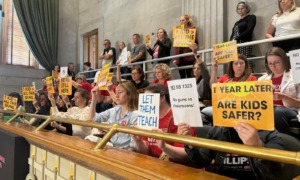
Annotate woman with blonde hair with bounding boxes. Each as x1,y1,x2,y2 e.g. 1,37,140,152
88,81,139,149
265,0,300,52
152,63,172,87
173,14,198,78
146,28,172,65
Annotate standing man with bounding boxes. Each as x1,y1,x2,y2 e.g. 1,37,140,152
83,62,96,83
68,62,76,80
128,34,146,70
99,39,114,72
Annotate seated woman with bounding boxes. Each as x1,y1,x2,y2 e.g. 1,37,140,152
178,122,283,179
48,95,72,135
88,81,139,149
116,60,149,92
152,63,172,87
265,0,300,52
72,74,93,94
190,44,211,108
132,84,195,165
202,54,257,124
23,93,53,129
259,47,300,137
49,89,91,139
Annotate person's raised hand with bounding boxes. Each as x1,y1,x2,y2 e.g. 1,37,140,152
177,123,192,136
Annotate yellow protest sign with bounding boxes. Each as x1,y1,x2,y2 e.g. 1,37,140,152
3,95,18,110
212,81,274,130
173,26,196,47
22,86,35,101
59,77,72,95
145,34,151,45
99,73,113,91
97,62,112,89
212,40,238,63
52,71,60,80
46,76,55,94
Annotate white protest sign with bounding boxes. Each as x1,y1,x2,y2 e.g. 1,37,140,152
119,47,128,65
60,66,68,78
168,78,203,127
137,93,160,130
289,49,300,84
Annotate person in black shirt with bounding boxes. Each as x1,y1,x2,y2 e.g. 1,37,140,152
116,60,149,93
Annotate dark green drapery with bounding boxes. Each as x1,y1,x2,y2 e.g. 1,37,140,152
13,0,58,71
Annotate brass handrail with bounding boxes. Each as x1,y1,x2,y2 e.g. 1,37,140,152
0,109,299,166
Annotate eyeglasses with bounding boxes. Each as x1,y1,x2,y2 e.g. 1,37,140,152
267,61,281,67
237,8,246,11
103,43,108,46
179,19,185,22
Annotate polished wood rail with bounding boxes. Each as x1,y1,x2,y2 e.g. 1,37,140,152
0,121,232,179
1,109,299,167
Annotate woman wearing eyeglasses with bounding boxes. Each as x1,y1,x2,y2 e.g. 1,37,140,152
230,1,256,57
258,47,300,137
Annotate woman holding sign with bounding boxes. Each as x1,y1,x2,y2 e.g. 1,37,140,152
49,89,91,139
259,47,300,137
88,81,139,149
133,84,195,165
173,14,198,79
202,54,256,124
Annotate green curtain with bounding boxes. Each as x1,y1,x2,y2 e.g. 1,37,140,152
13,0,58,71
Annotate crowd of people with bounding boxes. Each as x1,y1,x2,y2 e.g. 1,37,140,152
2,1,300,179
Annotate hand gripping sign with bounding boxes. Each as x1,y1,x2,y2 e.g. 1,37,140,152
212,81,274,130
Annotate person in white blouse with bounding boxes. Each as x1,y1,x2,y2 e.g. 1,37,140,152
48,89,91,139
266,0,300,52
87,81,139,149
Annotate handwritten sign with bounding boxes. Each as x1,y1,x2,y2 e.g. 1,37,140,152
98,73,114,91
212,81,274,130
145,34,151,45
3,95,18,110
213,40,238,63
46,76,55,94
22,86,35,101
137,94,160,130
52,70,60,80
289,49,300,84
60,66,68,78
97,62,112,88
168,78,203,127
173,26,196,47
59,77,72,95
119,47,128,65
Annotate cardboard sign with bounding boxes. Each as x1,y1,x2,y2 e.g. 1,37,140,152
168,78,203,127
212,81,274,130
137,94,160,130
46,76,55,94
60,67,68,78
289,49,300,84
98,73,114,91
119,47,128,65
52,71,60,80
3,95,18,110
22,86,35,101
59,77,72,95
173,26,196,47
97,62,112,88
213,40,238,63
145,34,151,45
